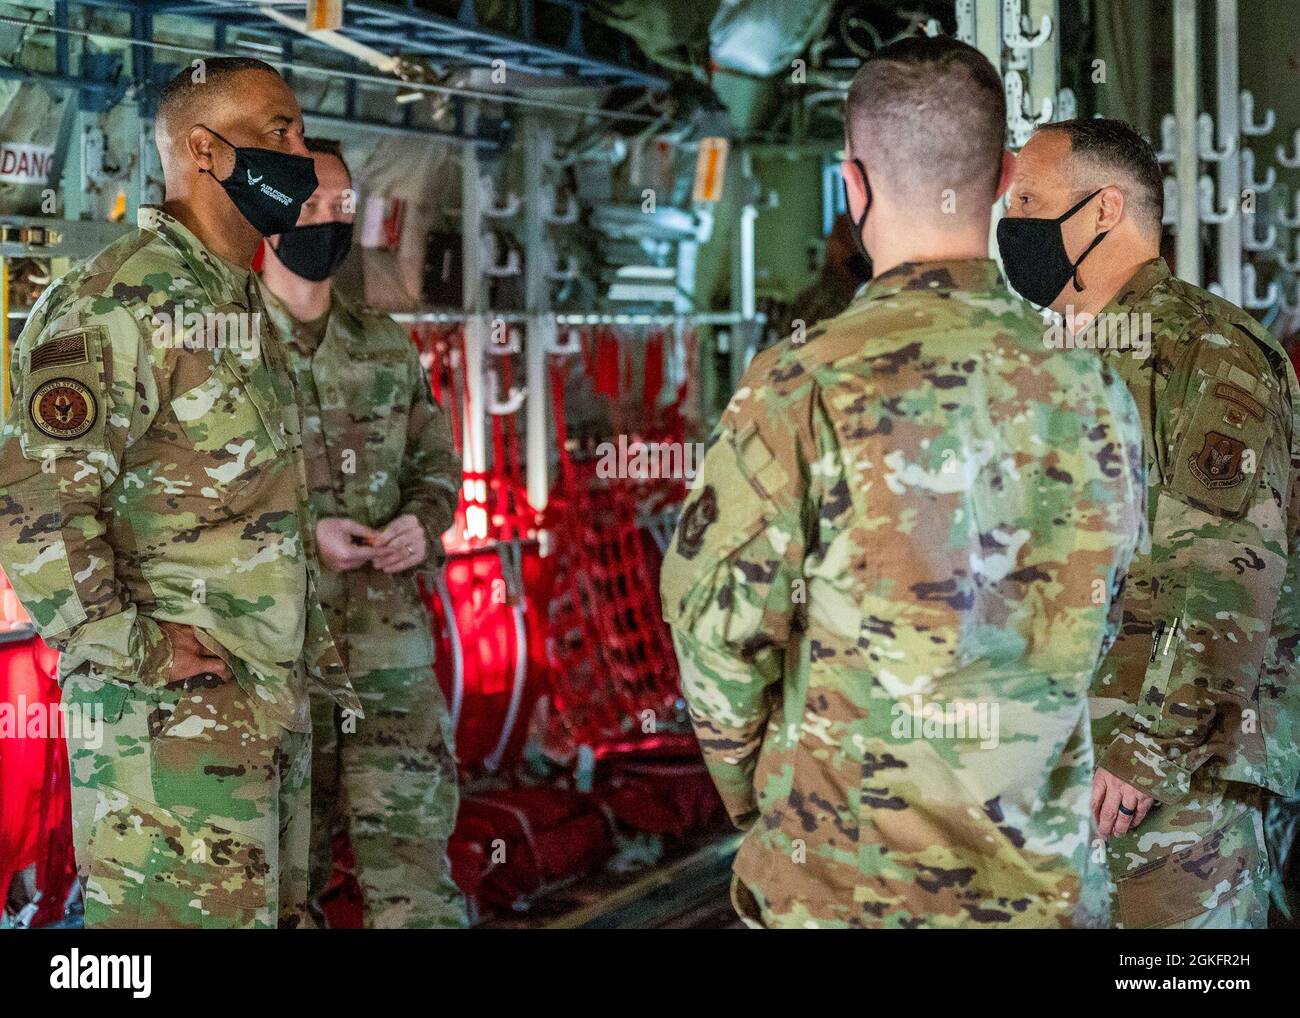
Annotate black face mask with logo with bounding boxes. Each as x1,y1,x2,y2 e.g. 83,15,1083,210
273,221,354,282
996,188,1109,307
199,126,318,237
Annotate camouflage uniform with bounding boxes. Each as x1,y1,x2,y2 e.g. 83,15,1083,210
1090,258,1300,929
661,260,1148,928
0,206,358,928
259,285,466,928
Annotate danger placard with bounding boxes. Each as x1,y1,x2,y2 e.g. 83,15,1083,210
0,143,54,186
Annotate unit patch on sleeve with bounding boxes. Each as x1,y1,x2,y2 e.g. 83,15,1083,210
29,378,98,440
1187,430,1247,489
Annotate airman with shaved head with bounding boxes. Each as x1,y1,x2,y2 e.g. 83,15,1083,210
661,37,1147,928
0,56,359,927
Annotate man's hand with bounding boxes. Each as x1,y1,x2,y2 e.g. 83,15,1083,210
158,620,233,684
371,514,428,574
316,517,378,572
1092,766,1154,838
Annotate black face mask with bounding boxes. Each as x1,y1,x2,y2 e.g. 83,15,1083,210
273,220,354,282
843,157,874,275
996,188,1108,307
199,126,318,237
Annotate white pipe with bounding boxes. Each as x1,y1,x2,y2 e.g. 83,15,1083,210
258,5,400,75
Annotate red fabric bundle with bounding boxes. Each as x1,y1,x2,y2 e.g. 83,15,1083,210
451,786,613,912
0,636,76,925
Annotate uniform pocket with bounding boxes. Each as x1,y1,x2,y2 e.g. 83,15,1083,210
0,485,88,636
1115,806,1261,929
168,362,283,501
83,784,268,929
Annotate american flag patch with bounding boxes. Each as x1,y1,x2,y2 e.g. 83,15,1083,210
29,332,89,373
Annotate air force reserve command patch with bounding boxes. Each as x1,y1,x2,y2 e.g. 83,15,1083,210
29,377,97,441
1189,430,1247,488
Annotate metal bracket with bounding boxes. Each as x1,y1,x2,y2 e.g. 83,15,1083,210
1242,263,1280,309
1278,236,1300,272
1001,0,1052,49
1155,114,1178,165
1004,71,1053,149
479,176,520,218
1277,129,1300,169
1242,210,1277,251
1241,148,1276,193
546,327,584,356
481,233,521,276
1197,113,1236,161
543,189,578,226
1276,191,1300,228
1241,90,1275,136
1279,276,1300,315
545,251,579,282
1198,174,1234,224
485,371,527,415
488,324,522,354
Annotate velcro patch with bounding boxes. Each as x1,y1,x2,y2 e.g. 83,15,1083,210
1187,430,1247,489
28,332,89,374
1211,382,1264,422
676,485,719,560
29,377,98,441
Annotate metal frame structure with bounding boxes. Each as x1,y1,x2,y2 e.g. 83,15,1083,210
4,0,667,149
956,0,1064,257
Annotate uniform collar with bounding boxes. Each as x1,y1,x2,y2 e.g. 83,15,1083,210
257,280,363,355
857,258,1004,305
1103,257,1171,312
137,205,254,309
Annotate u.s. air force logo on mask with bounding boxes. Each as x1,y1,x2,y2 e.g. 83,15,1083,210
29,377,97,440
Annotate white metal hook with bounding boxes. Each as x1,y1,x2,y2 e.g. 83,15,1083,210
480,233,521,277
1278,236,1300,272
1155,115,1178,165
545,252,579,282
479,176,520,218
1279,276,1300,315
1277,129,1300,169
1242,263,1281,309
1241,149,1276,193
1242,210,1277,251
1241,91,1275,136
1003,71,1051,148
1197,113,1236,162
545,327,583,356
488,323,522,355
543,189,578,226
485,372,527,415
1056,87,1077,121
1198,174,1234,224
1276,191,1300,229
1001,0,1052,48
